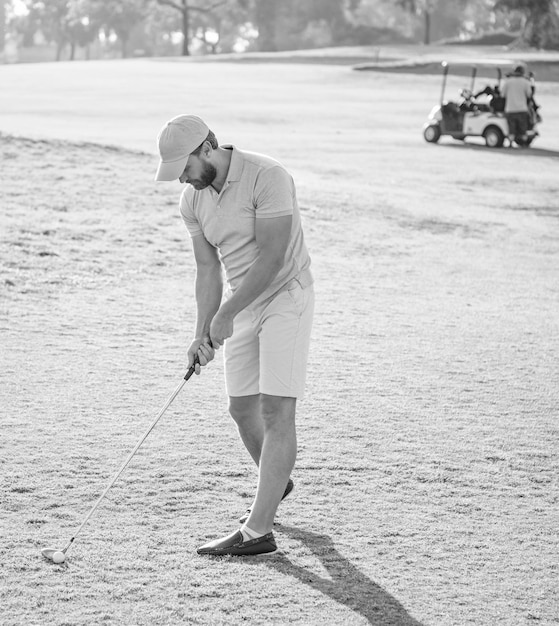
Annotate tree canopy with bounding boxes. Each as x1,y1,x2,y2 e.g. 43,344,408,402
3,0,559,60
495,0,559,48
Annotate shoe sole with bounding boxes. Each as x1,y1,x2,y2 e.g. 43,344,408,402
201,547,281,558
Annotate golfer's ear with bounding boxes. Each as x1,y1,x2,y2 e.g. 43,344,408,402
201,140,212,158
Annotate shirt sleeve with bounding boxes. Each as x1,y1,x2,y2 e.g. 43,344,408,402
179,188,203,238
253,166,295,219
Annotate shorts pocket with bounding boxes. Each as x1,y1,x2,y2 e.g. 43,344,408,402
286,281,306,316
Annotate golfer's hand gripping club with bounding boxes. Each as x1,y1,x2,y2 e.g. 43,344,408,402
186,339,214,379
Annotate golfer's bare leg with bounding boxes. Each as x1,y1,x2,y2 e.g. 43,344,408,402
245,394,297,535
229,394,264,466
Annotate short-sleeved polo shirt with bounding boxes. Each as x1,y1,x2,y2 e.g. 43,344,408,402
502,76,532,113
180,146,312,305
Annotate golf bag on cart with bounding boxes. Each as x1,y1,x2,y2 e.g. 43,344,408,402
528,98,542,129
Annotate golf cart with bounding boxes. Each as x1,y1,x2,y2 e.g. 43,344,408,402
423,62,540,148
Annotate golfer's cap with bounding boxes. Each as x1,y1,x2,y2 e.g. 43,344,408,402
155,114,210,181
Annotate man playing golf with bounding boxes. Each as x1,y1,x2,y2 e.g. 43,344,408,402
155,114,314,556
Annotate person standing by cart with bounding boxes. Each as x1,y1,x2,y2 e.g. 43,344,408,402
502,65,533,147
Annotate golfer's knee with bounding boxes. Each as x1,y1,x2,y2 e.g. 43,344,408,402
228,395,258,425
260,395,296,429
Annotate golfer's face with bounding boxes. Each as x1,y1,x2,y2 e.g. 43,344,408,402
179,154,215,190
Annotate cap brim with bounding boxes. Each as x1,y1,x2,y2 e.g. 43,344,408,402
155,156,188,182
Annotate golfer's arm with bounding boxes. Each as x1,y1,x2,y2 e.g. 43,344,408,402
192,235,223,339
221,215,292,317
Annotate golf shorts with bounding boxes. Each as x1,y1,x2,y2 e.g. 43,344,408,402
506,111,529,137
224,280,314,399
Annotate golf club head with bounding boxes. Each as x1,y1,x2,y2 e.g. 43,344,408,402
41,548,66,563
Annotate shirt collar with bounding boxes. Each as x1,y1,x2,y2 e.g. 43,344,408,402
222,145,243,182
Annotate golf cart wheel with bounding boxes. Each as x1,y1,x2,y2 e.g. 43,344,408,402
483,126,504,148
423,124,441,143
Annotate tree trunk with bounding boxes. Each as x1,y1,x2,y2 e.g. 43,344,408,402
121,34,128,58
424,9,431,45
70,42,76,60
182,0,190,56
255,0,277,51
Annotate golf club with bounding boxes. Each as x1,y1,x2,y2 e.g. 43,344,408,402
42,357,202,564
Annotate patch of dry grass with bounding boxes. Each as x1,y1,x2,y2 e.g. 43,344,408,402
1,59,558,625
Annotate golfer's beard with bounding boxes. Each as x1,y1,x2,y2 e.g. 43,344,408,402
190,163,217,190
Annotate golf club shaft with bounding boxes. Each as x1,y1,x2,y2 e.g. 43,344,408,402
63,362,198,552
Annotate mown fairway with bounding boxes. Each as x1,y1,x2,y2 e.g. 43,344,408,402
1,50,558,625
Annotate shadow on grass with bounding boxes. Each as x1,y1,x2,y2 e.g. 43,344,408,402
267,524,424,626
439,142,559,158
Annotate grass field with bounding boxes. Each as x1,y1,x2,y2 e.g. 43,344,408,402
1,46,558,625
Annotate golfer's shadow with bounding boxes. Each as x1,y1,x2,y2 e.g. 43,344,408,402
257,524,423,625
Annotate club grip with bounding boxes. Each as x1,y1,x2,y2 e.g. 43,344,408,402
184,340,213,381
184,355,199,381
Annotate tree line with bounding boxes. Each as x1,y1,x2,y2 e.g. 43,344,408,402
2,0,558,61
